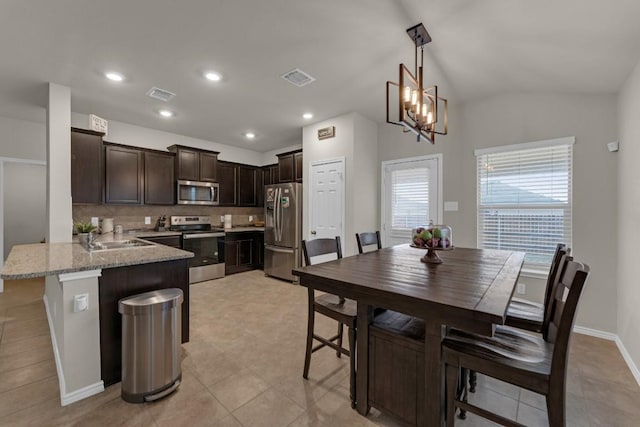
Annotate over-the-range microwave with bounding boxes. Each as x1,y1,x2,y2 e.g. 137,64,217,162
176,180,219,205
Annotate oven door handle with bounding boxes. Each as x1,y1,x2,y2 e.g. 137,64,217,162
183,232,225,239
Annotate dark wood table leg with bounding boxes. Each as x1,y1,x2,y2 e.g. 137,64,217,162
424,322,444,427
356,302,372,416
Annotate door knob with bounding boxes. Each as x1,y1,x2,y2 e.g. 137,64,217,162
310,230,317,235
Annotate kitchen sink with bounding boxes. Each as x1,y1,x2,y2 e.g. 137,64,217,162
90,238,155,251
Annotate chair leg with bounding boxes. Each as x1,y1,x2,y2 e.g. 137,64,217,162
348,327,356,409
303,303,315,379
547,389,566,427
469,370,477,393
336,322,344,358
446,363,459,427
457,368,468,419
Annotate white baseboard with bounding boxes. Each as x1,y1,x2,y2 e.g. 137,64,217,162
573,325,640,387
43,295,104,406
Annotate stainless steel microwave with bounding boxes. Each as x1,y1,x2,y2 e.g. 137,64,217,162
176,180,219,205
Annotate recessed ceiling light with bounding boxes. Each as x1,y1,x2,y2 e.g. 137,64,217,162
159,110,174,118
245,132,256,139
204,71,222,82
303,113,313,120
105,72,124,82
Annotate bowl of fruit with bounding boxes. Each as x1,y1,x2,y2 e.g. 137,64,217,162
411,223,453,264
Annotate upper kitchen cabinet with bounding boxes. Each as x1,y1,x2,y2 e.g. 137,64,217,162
263,164,279,186
217,161,237,206
71,128,104,204
277,150,302,183
168,145,219,182
104,143,143,204
144,150,175,205
238,165,258,206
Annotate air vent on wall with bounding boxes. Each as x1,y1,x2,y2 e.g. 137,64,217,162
280,68,316,87
146,87,176,102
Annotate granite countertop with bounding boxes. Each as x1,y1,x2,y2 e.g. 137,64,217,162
1,241,193,280
224,226,265,233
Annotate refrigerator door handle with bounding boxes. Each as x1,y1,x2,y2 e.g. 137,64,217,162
276,187,283,241
265,245,294,254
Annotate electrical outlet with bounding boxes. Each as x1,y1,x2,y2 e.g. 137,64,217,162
220,215,225,223
517,283,526,295
73,294,89,312
91,217,99,227
249,215,253,222
144,216,151,225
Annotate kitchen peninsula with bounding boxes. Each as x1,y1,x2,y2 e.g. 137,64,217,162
1,239,193,405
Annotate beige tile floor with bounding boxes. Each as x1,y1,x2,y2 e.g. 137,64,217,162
0,271,638,426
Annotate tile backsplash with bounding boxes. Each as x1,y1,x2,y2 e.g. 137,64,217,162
73,205,263,232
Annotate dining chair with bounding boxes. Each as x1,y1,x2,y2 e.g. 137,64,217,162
443,255,590,427
301,236,357,408
467,243,569,394
355,231,382,254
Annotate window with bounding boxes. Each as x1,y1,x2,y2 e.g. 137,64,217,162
476,137,573,270
382,155,442,247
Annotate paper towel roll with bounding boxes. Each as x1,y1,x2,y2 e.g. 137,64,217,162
224,214,232,229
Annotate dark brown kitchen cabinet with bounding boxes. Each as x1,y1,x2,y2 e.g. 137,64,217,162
168,145,219,182
294,151,303,182
277,150,302,183
104,143,143,204
142,235,181,248
71,128,104,204
263,164,278,186
238,165,257,206
225,231,263,275
256,167,265,206
278,153,294,182
217,161,237,206
144,151,175,205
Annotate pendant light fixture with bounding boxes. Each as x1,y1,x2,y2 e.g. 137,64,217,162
386,23,448,143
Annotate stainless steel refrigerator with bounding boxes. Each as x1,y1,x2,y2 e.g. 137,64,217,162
264,182,302,281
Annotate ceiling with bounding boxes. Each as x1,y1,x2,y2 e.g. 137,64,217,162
1,0,639,152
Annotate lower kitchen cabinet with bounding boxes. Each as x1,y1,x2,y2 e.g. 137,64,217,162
143,235,181,248
225,231,264,275
98,259,189,386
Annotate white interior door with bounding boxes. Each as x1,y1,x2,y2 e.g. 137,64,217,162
381,154,442,247
309,159,345,258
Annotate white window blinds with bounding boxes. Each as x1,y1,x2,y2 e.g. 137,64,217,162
391,168,430,229
476,140,573,268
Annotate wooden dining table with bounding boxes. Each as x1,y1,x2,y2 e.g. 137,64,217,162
293,245,525,427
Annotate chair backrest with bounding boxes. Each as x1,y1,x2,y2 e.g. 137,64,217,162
355,231,382,254
302,236,342,266
546,257,590,389
542,244,570,321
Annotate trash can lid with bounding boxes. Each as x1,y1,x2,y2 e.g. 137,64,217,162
118,288,184,315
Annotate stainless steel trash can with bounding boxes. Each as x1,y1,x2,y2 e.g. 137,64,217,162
119,288,183,403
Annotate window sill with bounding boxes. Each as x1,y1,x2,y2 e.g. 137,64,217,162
520,268,548,280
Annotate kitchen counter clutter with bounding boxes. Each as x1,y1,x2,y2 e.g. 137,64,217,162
0,240,193,280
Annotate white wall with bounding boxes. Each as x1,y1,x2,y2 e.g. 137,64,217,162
302,112,378,256
71,113,267,166
0,116,46,161
617,60,640,373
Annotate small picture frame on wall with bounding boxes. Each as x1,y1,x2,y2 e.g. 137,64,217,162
318,126,335,140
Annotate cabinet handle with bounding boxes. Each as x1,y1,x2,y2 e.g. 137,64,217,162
310,230,316,235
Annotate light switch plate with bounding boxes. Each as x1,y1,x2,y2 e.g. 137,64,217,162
91,217,99,226
144,216,151,225
517,283,526,295
249,215,253,222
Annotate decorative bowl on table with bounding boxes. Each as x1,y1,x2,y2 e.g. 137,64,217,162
410,224,453,264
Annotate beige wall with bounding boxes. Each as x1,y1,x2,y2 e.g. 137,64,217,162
461,93,618,332
0,116,45,161
617,60,640,372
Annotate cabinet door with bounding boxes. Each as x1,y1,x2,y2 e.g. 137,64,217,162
144,151,175,205
199,152,218,182
256,167,265,207
278,153,294,183
294,152,303,182
217,162,237,206
105,145,143,204
143,235,181,248
238,239,253,265
238,166,257,206
71,129,103,204
224,240,239,274
176,148,199,181
270,165,279,184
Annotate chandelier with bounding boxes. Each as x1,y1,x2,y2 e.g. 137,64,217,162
386,23,448,144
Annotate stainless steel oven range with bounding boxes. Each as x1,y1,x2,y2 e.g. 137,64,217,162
170,215,225,283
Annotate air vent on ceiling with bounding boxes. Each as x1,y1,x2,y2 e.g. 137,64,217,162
146,87,176,102
280,68,316,87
